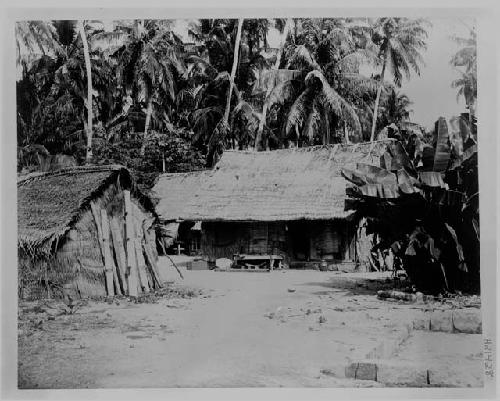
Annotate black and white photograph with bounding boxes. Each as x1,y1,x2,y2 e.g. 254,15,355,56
3,3,497,396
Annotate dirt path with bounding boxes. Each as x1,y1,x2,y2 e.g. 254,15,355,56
18,263,482,388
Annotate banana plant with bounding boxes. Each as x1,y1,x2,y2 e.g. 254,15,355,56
342,117,479,293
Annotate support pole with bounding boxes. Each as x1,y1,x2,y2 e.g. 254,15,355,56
100,209,115,297
124,190,139,296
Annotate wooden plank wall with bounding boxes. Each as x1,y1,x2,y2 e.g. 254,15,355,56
201,220,356,263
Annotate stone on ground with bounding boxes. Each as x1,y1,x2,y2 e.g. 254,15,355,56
376,361,428,386
430,310,453,332
452,309,482,334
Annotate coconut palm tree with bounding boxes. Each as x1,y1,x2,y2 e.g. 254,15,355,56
253,19,294,150
450,28,476,73
369,18,429,143
77,20,94,163
450,28,476,121
380,88,413,127
270,18,379,146
105,20,185,155
451,71,476,119
223,19,243,125
15,21,63,75
203,19,244,164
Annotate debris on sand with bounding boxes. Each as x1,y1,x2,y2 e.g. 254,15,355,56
287,288,296,293
265,306,285,320
377,290,416,302
318,315,327,324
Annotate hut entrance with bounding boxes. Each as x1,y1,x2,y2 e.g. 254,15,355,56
288,221,310,261
287,221,344,263
172,221,203,256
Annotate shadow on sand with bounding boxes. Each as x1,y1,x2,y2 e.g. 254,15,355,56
298,275,395,297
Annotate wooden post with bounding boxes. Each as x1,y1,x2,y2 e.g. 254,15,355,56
100,209,115,297
132,215,150,292
124,190,139,296
90,201,105,258
134,238,150,291
90,201,115,293
102,213,122,296
143,243,161,287
110,217,129,295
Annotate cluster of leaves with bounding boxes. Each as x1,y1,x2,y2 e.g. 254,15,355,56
92,127,205,191
342,116,479,294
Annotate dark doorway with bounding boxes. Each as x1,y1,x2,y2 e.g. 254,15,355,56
288,221,310,261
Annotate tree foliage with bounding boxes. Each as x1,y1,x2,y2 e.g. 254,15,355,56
16,18,431,186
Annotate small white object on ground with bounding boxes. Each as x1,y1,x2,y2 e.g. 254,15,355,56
216,258,232,270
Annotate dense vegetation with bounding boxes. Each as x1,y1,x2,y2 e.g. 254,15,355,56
16,18,452,188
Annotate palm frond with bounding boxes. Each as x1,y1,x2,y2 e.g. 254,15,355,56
286,45,321,71
252,68,302,94
285,87,314,135
90,31,131,53
266,80,297,107
302,106,321,141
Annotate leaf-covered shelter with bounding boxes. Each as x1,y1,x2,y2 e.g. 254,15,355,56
18,165,161,299
153,141,392,268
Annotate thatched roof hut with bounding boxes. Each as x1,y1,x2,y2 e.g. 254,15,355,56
18,165,161,299
154,140,392,222
153,141,391,268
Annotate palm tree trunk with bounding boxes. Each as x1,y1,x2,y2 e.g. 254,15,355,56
254,19,292,150
78,20,93,164
344,121,350,144
369,51,388,144
223,18,243,125
140,96,153,156
324,114,330,144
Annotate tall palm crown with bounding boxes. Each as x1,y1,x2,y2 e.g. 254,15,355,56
381,89,413,126
369,18,429,143
450,28,476,73
16,21,63,76
450,28,476,116
372,18,428,86
276,18,379,145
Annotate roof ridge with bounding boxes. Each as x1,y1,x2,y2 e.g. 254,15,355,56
222,139,395,154
157,169,212,178
17,164,125,185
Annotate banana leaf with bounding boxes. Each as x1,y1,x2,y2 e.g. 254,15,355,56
459,116,472,144
397,169,419,194
386,141,415,173
341,168,368,186
358,183,400,199
444,223,468,272
433,117,451,172
355,163,398,185
421,145,435,171
418,171,446,188
449,143,477,170
380,151,392,171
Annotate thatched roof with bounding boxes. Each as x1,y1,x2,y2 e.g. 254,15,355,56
153,140,393,222
18,165,155,256
152,170,211,222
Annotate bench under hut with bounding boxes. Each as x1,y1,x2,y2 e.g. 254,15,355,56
18,165,161,299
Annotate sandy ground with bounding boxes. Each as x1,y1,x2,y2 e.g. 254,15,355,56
18,258,483,388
